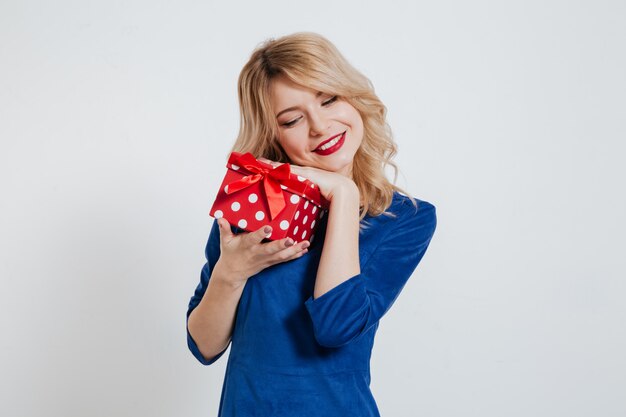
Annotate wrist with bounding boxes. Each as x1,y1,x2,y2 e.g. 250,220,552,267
212,261,248,290
329,180,359,203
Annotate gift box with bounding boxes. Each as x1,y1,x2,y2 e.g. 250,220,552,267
209,152,330,245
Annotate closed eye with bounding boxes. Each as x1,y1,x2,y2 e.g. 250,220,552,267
280,96,338,128
322,95,338,106
282,116,302,127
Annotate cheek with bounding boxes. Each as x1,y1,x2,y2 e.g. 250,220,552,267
277,134,299,155
279,129,307,149
339,103,363,125
350,109,364,131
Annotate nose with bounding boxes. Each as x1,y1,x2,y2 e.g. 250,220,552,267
308,110,330,137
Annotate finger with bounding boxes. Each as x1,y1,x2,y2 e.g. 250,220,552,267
261,236,294,255
259,157,286,169
264,237,309,256
283,248,308,262
287,165,309,179
272,242,310,263
258,157,275,166
249,224,274,244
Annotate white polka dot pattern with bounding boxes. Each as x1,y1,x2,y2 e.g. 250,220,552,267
216,179,324,243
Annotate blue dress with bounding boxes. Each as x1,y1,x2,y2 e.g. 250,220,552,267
187,192,437,416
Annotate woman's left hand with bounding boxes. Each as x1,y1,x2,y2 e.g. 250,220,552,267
258,158,357,202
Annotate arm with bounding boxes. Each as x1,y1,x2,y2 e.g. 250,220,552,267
187,218,309,365
305,199,437,348
256,160,362,298
313,183,361,298
187,261,245,364
186,221,236,365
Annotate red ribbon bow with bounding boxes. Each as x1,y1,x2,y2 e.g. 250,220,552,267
225,153,291,220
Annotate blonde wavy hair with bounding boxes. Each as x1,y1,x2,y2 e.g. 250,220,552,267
229,32,417,223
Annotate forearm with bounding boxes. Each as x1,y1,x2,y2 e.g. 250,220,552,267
187,261,246,361
314,184,361,298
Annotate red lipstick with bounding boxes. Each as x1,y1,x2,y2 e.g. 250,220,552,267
313,131,346,155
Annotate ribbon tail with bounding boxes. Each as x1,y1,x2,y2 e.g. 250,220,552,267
264,177,286,220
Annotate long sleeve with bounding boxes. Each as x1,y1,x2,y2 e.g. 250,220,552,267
186,219,228,365
304,199,437,348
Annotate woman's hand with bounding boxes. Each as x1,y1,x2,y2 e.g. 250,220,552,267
258,158,358,202
213,218,310,288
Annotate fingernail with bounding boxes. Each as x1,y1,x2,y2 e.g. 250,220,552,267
302,242,310,249
264,226,272,234
285,239,294,246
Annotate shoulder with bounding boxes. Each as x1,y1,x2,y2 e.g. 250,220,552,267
359,192,437,263
390,192,436,223
361,192,436,232
381,192,437,243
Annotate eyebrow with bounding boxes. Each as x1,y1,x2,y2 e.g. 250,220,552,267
275,91,323,118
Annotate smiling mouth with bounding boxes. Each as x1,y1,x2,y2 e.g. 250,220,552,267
313,131,346,152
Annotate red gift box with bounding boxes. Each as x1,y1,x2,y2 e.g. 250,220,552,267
209,152,330,244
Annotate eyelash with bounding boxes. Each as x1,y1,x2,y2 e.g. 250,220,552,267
323,95,338,106
281,96,339,127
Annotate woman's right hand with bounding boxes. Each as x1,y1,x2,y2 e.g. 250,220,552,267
213,217,310,287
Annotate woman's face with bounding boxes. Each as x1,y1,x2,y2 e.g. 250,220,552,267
269,75,364,178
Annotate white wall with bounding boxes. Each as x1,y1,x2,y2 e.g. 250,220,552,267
1,1,624,416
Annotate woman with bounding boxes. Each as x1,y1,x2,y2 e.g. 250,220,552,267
186,32,437,416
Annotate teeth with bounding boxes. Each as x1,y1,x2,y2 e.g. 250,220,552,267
318,134,342,151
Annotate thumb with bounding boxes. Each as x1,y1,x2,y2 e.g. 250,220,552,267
216,218,234,241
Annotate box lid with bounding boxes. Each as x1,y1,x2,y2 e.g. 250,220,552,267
226,152,330,210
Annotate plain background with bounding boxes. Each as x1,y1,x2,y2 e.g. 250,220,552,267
1,1,625,416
